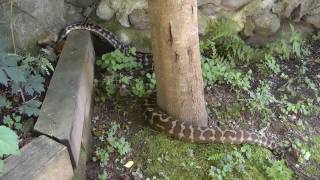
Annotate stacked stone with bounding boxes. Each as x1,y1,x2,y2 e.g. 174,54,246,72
96,0,320,45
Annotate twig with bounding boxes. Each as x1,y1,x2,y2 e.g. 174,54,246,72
19,88,25,102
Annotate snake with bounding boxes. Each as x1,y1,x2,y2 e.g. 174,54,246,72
58,23,280,151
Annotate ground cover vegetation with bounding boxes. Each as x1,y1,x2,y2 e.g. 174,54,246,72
0,0,55,170
88,17,320,179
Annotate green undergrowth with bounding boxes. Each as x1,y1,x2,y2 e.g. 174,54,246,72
95,48,156,103
0,2,56,170
131,129,293,180
92,122,131,179
305,136,320,177
0,50,54,170
93,16,320,178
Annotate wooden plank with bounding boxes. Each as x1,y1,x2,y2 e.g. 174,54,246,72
34,30,95,165
0,135,73,180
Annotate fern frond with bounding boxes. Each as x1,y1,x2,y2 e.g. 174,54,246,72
205,17,239,41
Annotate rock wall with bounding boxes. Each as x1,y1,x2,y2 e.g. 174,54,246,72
94,0,320,49
97,0,320,33
1,0,319,52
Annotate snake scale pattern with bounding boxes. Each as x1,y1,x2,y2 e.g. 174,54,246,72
59,23,279,150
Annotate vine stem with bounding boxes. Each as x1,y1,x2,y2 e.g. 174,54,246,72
10,0,16,54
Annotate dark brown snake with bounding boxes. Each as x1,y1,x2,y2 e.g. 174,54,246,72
59,23,281,151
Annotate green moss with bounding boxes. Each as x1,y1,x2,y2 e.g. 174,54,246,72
131,128,292,179
220,102,244,119
306,166,320,178
310,136,320,164
305,135,320,177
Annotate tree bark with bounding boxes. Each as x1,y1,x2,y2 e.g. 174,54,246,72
148,0,207,126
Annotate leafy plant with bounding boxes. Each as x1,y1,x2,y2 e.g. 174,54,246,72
0,53,25,86
265,24,309,60
206,17,239,41
98,170,108,180
291,139,311,163
131,78,151,97
264,53,281,74
95,48,156,101
201,47,252,91
3,115,22,130
246,81,278,120
205,18,260,64
18,99,42,116
93,123,130,168
96,48,141,72
266,160,293,179
106,123,130,156
217,36,259,63
208,145,293,180
0,51,53,171
280,96,315,116
0,126,19,170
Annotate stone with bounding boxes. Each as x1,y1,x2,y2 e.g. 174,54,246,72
198,0,221,7
129,9,149,29
272,0,320,22
247,21,315,47
305,14,320,28
0,136,73,180
34,31,95,166
221,0,251,10
109,0,147,27
198,3,220,16
198,11,211,36
253,11,281,36
96,0,115,21
243,17,255,36
0,0,66,52
65,0,97,8
64,3,84,23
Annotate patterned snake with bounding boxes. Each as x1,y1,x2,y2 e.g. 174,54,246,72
59,23,280,151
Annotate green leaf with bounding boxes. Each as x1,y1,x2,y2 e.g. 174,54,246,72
0,53,25,85
0,70,8,86
0,53,20,67
3,115,14,128
19,100,42,116
14,123,22,130
0,126,19,156
4,67,26,83
23,74,45,95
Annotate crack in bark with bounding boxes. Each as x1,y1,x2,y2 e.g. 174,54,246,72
191,5,194,14
169,22,173,46
187,47,193,62
175,52,180,63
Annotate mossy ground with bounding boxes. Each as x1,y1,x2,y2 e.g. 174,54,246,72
130,128,278,179
306,136,320,177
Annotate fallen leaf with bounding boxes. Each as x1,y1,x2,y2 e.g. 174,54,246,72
124,160,134,168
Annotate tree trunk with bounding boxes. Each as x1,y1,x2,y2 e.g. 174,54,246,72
148,0,207,126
